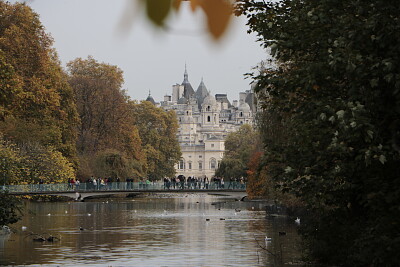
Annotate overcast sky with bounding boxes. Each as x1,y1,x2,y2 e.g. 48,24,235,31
17,0,267,102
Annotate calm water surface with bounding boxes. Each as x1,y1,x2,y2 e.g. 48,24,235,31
0,193,302,266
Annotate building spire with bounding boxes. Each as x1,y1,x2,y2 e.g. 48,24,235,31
184,63,188,82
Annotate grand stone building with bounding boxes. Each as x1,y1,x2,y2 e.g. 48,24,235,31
147,67,256,178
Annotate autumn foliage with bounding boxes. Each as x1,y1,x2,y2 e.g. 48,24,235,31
0,2,181,184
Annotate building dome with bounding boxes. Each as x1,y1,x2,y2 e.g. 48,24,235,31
238,101,251,112
145,91,156,105
202,94,217,107
177,96,188,104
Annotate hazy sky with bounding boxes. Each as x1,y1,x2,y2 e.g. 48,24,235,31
17,0,267,102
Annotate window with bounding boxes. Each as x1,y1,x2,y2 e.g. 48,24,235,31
207,116,211,122
211,144,215,148
179,159,185,170
210,158,216,169
199,162,203,170
199,155,202,158
188,162,192,170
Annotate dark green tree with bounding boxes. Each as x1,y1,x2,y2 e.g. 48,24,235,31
0,191,22,226
216,124,260,179
237,0,400,265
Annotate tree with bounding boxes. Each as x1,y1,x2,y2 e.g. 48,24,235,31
67,56,144,179
0,134,75,185
129,101,181,180
0,2,79,165
215,124,260,179
238,0,400,265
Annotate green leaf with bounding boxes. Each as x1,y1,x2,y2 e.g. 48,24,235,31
146,0,171,26
379,155,386,164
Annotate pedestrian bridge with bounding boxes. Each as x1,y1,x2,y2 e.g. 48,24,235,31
3,182,247,201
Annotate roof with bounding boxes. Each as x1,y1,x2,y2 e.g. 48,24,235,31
196,78,209,109
182,66,195,99
202,94,217,107
177,96,188,104
145,94,156,105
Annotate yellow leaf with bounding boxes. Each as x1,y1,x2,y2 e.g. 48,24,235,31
146,0,172,26
200,0,233,40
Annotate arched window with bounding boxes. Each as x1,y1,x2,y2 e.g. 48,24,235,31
210,158,217,169
179,159,185,170
198,161,203,170
207,116,211,122
188,161,192,170
240,112,243,117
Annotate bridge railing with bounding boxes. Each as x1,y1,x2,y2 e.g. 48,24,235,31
2,181,246,194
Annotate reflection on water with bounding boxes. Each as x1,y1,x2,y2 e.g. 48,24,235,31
1,194,302,266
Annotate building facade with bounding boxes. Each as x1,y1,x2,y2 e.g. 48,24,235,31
147,67,256,178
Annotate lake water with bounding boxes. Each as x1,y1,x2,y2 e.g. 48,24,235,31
0,193,302,266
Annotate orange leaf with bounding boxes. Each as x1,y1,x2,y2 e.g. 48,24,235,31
190,0,201,12
200,0,233,40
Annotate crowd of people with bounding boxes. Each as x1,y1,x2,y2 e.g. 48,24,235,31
163,176,246,190
63,176,246,191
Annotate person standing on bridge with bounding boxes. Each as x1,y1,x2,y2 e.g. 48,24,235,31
71,178,76,190
39,179,44,191
172,177,176,189
75,179,80,191
116,177,120,189
93,178,97,190
204,176,209,189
